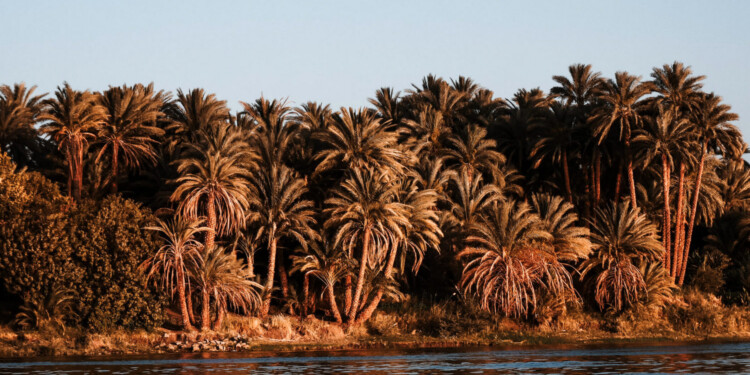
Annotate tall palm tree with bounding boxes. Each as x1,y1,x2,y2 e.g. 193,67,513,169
531,101,578,201
445,124,505,183
194,245,260,330
324,168,408,323
650,61,705,114
142,216,208,330
167,88,230,143
0,83,45,166
401,107,451,159
246,164,317,316
171,147,251,250
592,72,655,207
95,84,166,193
444,172,501,248
356,179,442,324
681,93,740,284
39,83,106,201
495,88,552,172
580,202,663,311
633,106,695,276
314,107,405,177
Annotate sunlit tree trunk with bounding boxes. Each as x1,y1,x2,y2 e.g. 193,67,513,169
110,144,119,194
213,306,225,331
672,163,686,280
349,225,371,322
201,287,211,330
177,267,193,330
260,226,277,317
327,283,342,324
614,164,623,204
301,273,310,317
356,241,399,324
626,139,637,207
680,141,708,285
661,154,672,270
562,151,573,202
205,195,216,250
343,275,352,316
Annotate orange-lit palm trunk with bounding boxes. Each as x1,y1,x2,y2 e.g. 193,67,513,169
562,151,573,202
260,225,277,317
349,225,371,323
205,195,216,250
626,139,637,207
356,241,398,325
328,283,343,324
200,286,211,330
672,163,686,280
110,143,119,194
176,266,193,330
661,154,671,269
680,142,707,285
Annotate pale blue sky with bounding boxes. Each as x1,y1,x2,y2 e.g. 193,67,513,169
2,1,749,134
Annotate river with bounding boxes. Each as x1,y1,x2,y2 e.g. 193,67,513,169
1,341,749,374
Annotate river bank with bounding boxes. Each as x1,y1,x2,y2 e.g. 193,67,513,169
2,291,750,359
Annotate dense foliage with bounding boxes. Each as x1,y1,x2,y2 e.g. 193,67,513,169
0,62,748,331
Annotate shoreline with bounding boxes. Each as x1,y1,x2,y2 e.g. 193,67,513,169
3,325,750,360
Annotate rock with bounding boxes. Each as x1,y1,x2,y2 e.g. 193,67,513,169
192,343,201,352
167,344,177,351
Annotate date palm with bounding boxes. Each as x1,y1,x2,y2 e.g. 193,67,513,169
531,193,591,262
459,200,573,317
681,93,740,284
592,72,655,207
356,179,442,324
551,64,604,110
495,88,552,172
194,245,260,330
444,172,501,247
39,83,106,201
167,88,230,143
0,83,45,166
650,61,705,114
401,107,451,159
314,107,405,177
633,106,695,275
291,240,353,323
530,101,578,201
247,163,317,316
171,147,251,250
142,216,208,330
580,202,663,311
445,124,505,183
324,168,409,323
95,84,166,193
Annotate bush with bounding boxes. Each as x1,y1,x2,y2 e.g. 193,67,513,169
0,155,164,331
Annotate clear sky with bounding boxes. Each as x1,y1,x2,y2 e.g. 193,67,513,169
2,1,749,134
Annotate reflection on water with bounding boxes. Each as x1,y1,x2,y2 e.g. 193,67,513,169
1,341,750,374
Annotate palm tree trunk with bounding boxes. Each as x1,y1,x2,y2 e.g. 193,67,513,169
327,283,342,324
205,195,216,250
349,225,371,322
177,268,193,330
355,242,399,325
260,229,277,317
302,273,310,317
562,151,573,202
672,162,686,280
278,259,294,314
614,164,623,204
110,144,119,194
201,288,211,330
186,292,195,324
594,149,601,204
680,142,707,285
344,275,352,316
213,306,225,331
76,141,85,201
626,140,637,207
661,154,671,270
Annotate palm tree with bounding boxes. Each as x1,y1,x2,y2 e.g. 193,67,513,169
580,202,663,311
445,124,505,183
324,168,408,323
246,164,317,316
530,102,578,201
142,216,208,330
650,61,705,114
314,107,405,177
95,84,166,193
592,72,655,207
194,245,261,330
633,106,695,275
355,179,442,324
676,94,740,285
460,200,572,317
167,88,230,143
0,83,45,166
171,147,251,250
39,83,106,201
494,88,552,172
530,193,591,262
291,240,353,323
444,172,501,248
401,107,451,159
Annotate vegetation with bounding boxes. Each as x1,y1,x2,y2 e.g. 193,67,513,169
1,63,750,345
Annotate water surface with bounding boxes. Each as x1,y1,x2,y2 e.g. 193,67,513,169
2,341,749,374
